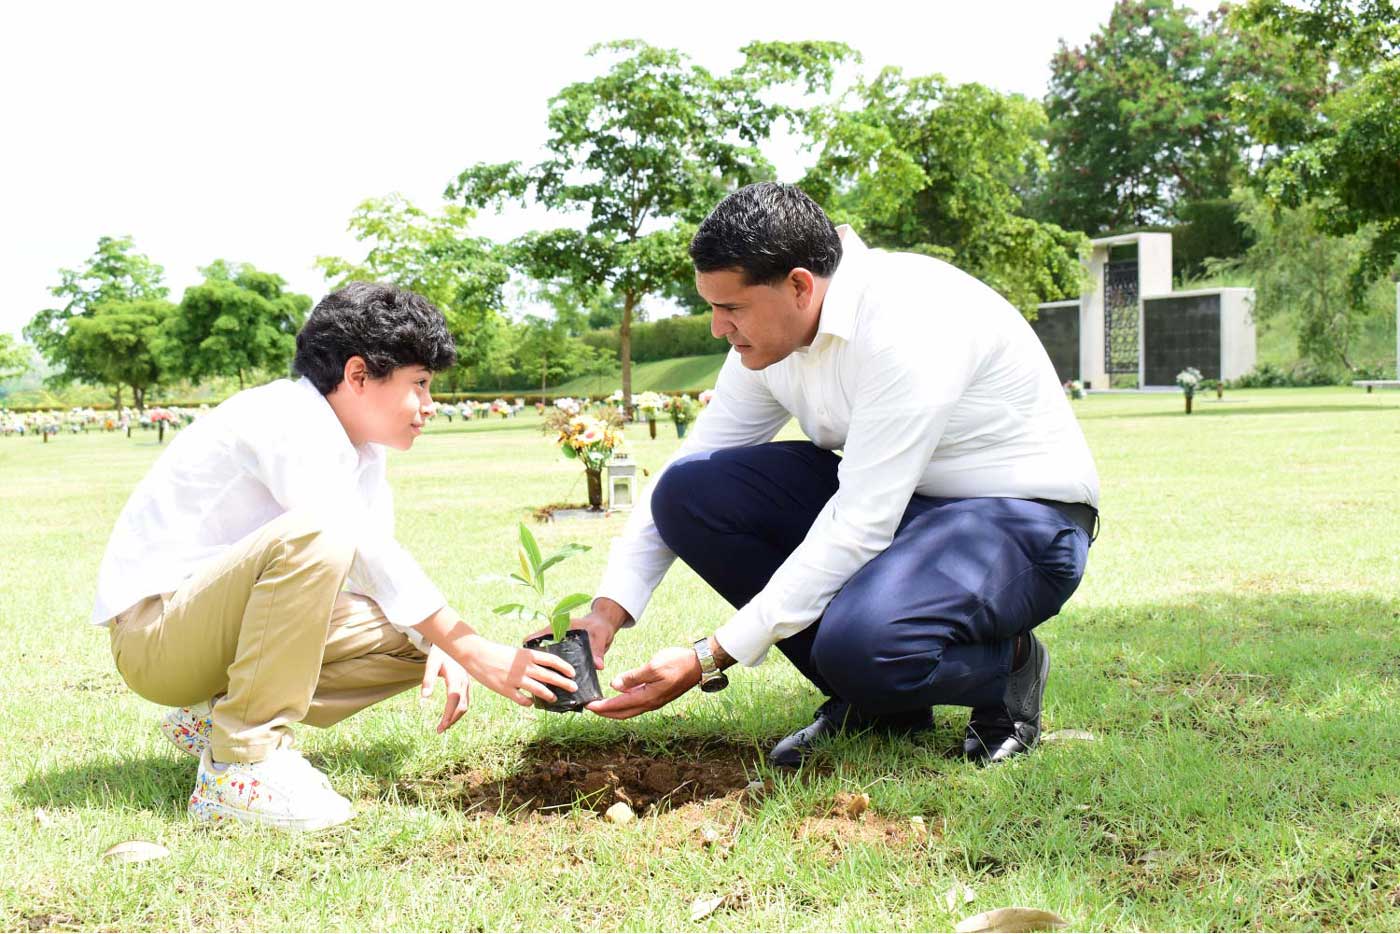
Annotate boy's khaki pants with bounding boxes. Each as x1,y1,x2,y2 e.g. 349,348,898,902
109,511,428,763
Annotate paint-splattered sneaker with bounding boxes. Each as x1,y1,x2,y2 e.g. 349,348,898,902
187,747,353,832
159,702,213,759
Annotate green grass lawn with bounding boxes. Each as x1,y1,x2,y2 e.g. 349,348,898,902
2,386,1399,931
547,353,727,397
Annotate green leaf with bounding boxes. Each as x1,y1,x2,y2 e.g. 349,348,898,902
550,613,571,643
539,543,591,574
509,572,533,588
550,592,593,619
492,602,528,616
516,546,533,587
560,444,577,459
518,522,544,582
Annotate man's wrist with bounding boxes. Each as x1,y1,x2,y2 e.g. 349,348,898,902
707,635,736,670
591,596,633,631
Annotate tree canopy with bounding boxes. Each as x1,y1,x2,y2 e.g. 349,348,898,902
24,236,168,390
163,261,310,389
447,40,854,404
65,299,176,410
800,68,1088,313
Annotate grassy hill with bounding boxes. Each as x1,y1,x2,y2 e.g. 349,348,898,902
546,352,727,396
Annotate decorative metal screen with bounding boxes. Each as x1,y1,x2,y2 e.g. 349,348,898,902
1103,259,1140,375
1142,295,1222,386
1030,305,1080,385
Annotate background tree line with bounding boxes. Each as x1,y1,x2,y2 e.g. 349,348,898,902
10,0,1398,406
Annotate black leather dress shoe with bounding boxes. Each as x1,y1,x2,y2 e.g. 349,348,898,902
769,699,933,768
964,632,1050,763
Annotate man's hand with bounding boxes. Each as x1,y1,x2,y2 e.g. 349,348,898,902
420,644,470,733
525,597,631,671
459,634,578,706
586,645,701,720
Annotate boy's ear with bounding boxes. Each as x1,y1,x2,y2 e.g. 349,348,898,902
342,355,368,393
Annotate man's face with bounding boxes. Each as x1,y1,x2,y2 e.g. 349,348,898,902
697,268,822,371
358,364,435,450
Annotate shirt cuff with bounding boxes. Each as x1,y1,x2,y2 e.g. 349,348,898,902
376,586,448,638
595,563,657,628
714,604,774,668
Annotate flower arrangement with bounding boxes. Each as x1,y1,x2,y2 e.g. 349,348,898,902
667,394,698,438
554,397,581,416
1176,367,1202,414
635,392,666,419
490,398,511,419
1063,380,1084,400
543,406,626,509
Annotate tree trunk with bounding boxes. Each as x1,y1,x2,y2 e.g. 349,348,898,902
112,386,123,411
238,369,245,390
541,353,548,396
621,291,636,416
133,386,145,414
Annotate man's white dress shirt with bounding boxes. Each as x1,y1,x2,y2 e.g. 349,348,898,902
92,377,446,643
596,228,1100,667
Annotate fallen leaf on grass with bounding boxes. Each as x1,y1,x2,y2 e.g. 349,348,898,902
689,895,726,922
1042,729,1096,743
33,807,52,828
102,841,169,864
944,882,976,911
909,815,928,836
832,791,870,819
955,907,1068,933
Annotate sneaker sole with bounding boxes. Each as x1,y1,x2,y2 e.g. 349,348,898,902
188,793,351,832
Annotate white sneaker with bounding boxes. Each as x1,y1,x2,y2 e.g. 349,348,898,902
187,747,353,832
159,702,213,759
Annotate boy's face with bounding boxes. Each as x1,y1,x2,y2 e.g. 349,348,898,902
334,361,435,450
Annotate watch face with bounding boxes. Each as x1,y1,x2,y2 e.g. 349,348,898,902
700,673,729,693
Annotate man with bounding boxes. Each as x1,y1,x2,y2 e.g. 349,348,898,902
94,282,577,830
573,183,1099,766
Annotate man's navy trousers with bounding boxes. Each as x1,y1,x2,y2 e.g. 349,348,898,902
650,441,1092,715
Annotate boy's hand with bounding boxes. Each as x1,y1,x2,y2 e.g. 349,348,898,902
421,644,471,733
459,634,577,706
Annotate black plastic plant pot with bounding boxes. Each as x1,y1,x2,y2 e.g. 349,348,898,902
522,629,604,713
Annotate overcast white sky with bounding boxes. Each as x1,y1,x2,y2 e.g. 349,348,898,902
0,0,1218,338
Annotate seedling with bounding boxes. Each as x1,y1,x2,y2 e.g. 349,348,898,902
493,523,604,711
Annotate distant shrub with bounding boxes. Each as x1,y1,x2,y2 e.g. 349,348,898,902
582,314,725,362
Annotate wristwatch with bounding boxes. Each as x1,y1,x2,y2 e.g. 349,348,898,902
693,637,730,693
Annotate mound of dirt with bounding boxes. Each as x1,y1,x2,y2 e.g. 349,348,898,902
447,741,764,815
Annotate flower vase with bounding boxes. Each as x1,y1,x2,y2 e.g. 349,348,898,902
675,421,688,439
1185,395,1193,415
586,467,603,510
648,418,657,440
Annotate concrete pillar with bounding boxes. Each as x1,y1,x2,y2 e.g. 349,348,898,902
1080,244,1109,390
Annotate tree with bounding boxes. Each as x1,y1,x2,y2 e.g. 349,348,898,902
1232,0,1400,291
512,315,601,393
65,299,175,410
1040,0,1245,233
316,195,513,390
163,261,310,390
799,69,1087,314
0,334,30,382
24,236,167,391
1226,188,1394,372
447,40,853,406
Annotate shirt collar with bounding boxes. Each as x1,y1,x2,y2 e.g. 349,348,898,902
812,225,868,347
294,376,381,472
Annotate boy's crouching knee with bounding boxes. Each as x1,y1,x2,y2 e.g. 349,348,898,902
267,510,356,574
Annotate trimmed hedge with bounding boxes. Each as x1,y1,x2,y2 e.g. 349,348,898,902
581,313,725,362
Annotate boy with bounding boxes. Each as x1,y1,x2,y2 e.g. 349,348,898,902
94,282,576,831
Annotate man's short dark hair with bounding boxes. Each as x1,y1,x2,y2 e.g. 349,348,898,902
689,182,843,285
293,282,457,394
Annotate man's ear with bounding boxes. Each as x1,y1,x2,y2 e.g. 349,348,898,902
342,355,368,393
789,268,816,308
